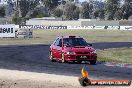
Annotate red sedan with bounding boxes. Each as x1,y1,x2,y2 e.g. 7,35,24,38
49,36,97,64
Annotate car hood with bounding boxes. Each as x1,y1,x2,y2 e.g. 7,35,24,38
64,46,95,52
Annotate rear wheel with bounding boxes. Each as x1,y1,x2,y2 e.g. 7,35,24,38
90,60,96,65
49,52,55,62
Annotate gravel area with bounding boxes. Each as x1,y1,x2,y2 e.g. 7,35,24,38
0,69,131,88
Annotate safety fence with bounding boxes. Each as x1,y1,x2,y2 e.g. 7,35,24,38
0,24,132,38
19,25,132,30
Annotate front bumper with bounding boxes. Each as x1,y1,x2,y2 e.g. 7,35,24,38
64,54,97,61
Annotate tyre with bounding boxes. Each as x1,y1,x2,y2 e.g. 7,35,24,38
49,52,55,62
79,77,91,86
90,60,96,65
61,53,65,63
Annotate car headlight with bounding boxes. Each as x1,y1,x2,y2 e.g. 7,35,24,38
67,52,76,55
90,50,96,54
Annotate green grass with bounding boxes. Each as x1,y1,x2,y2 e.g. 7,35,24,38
0,29,132,45
33,29,132,43
97,48,132,63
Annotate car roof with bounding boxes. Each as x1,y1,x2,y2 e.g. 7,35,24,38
58,36,81,38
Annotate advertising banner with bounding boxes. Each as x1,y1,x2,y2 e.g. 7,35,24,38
0,24,15,37
93,26,105,29
107,26,119,30
19,25,67,29
124,26,132,30
120,26,132,30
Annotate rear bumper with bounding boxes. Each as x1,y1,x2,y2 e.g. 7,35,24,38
64,54,97,61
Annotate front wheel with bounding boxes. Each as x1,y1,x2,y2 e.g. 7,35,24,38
90,60,96,65
49,52,55,62
61,53,65,63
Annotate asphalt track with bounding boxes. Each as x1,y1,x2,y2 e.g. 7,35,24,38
0,42,132,80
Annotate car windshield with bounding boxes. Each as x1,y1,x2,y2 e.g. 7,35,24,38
63,38,88,47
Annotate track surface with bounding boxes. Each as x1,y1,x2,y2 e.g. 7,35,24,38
0,42,132,80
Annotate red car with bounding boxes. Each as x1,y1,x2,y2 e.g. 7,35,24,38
49,36,97,64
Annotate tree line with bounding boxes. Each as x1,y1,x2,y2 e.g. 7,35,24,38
0,0,131,24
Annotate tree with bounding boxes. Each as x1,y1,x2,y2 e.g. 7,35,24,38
93,9,105,19
30,8,49,18
90,0,105,19
114,9,123,20
19,0,30,17
0,6,5,17
41,0,59,11
81,2,90,19
98,9,105,19
105,0,120,20
73,7,80,20
64,3,79,20
93,10,98,19
36,13,49,18
54,8,63,17
12,12,22,25
29,0,39,10
128,15,132,19
19,0,39,17
121,2,132,20
12,16,22,25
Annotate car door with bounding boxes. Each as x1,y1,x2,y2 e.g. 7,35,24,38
56,39,63,59
52,38,60,59
53,38,63,60
54,38,62,60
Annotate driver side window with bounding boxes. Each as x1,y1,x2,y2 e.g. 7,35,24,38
54,38,62,47
58,39,62,47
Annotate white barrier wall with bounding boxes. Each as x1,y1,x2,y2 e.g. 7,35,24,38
125,26,132,30
94,26,105,29
120,26,132,30
107,26,119,30
0,24,15,37
1,24,131,39
19,25,67,29
18,25,132,30
67,26,93,29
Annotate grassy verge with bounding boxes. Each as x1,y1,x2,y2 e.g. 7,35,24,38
33,29,132,43
97,48,132,63
0,29,132,44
